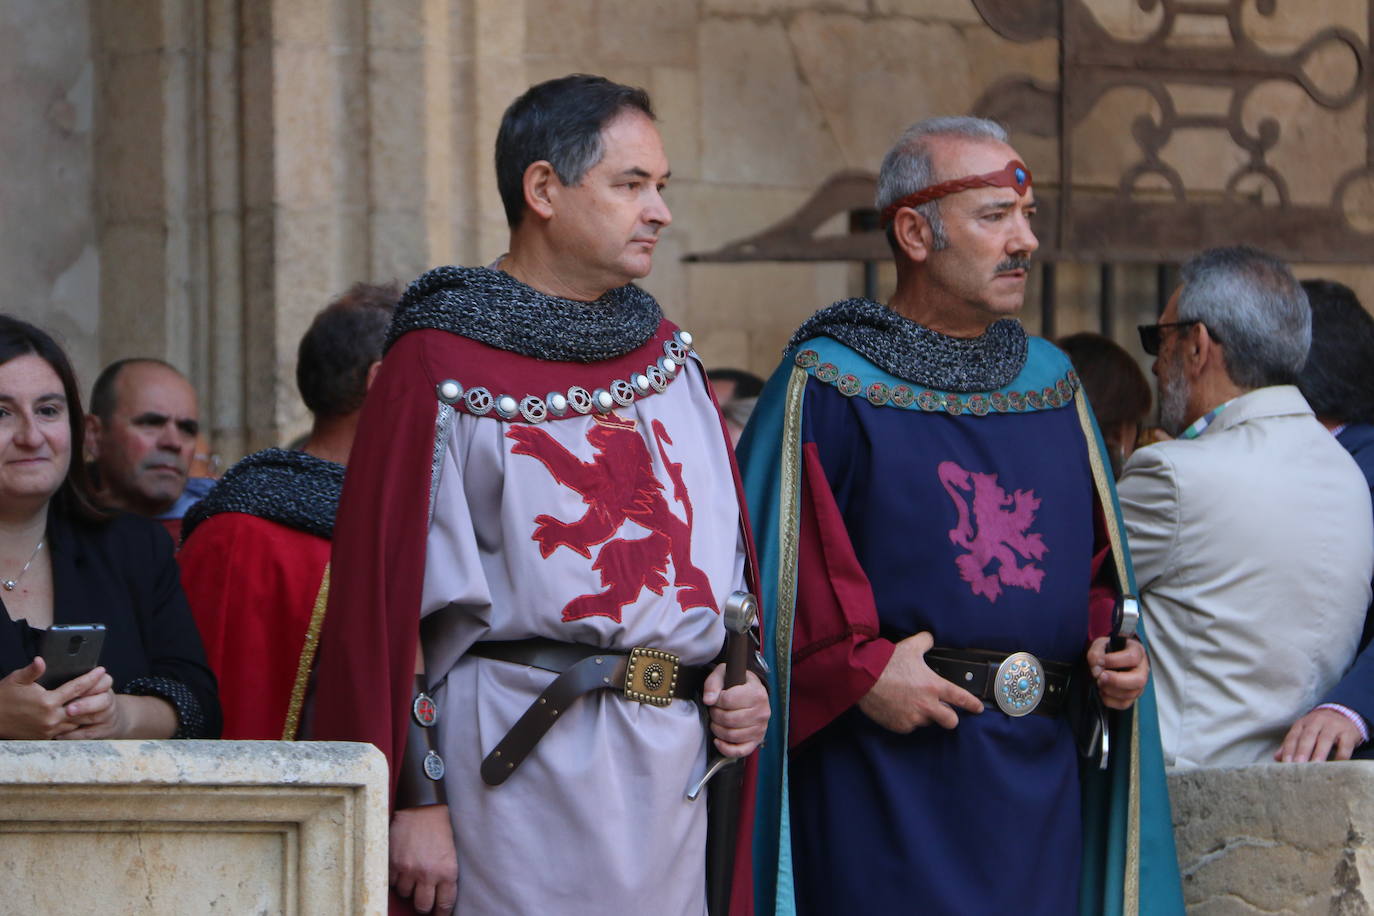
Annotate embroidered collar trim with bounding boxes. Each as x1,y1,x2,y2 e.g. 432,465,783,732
793,346,1078,415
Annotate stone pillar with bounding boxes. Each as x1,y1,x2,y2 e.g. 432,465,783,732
87,0,517,460
0,0,102,386
1169,761,1374,913
90,0,209,391
0,741,387,914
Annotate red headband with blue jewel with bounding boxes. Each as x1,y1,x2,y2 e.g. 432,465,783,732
879,160,1032,227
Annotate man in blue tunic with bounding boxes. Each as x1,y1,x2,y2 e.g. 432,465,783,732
739,117,1184,914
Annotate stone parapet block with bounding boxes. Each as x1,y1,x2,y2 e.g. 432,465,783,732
1169,761,1374,914
0,740,387,915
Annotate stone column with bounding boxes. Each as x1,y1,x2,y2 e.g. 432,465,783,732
90,0,209,390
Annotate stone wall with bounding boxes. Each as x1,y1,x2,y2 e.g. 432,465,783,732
3,0,1372,456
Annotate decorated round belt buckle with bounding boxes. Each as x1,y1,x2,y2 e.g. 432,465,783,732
995,651,1044,717
412,692,438,728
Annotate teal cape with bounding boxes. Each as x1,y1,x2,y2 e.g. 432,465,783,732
736,334,1185,915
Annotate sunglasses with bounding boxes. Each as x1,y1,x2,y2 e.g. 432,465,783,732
1138,321,1223,356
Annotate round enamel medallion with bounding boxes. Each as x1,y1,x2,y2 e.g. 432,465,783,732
412,693,437,727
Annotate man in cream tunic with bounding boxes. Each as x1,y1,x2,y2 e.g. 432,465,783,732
1120,245,1373,769
309,74,769,916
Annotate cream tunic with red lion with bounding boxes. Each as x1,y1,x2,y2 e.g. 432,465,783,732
408,326,743,915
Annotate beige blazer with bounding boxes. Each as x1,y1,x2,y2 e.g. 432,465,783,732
1119,385,1373,769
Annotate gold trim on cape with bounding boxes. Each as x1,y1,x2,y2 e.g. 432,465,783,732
775,365,808,718
1074,392,1140,916
282,563,331,740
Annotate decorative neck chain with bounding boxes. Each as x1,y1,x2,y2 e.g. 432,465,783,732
2,537,44,591
385,265,664,362
786,297,1029,393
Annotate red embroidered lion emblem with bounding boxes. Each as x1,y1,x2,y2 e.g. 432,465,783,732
938,460,1047,602
506,413,718,622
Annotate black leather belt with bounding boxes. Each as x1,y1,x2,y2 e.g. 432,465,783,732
468,638,709,785
925,647,1072,718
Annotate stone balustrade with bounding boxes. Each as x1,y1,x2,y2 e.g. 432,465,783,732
0,738,1368,913
0,740,386,915
1170,761,1374,914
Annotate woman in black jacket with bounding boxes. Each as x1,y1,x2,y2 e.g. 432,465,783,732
0,316,219,738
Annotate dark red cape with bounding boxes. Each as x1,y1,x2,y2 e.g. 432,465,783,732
179,513,330,739
310,322,760,916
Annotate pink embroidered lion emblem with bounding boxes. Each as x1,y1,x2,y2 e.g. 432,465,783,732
937,460,1047,602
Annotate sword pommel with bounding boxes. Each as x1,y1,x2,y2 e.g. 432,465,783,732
723,591,757,636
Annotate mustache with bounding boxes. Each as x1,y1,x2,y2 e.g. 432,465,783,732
994,257,1032,274
140,458,186,473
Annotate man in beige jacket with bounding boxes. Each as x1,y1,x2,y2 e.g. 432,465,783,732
1119,245,1373,769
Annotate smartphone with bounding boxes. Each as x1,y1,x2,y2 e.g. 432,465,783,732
37,624,106,690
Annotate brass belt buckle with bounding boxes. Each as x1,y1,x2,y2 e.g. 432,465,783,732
994,651,1045,717
624,647,679,706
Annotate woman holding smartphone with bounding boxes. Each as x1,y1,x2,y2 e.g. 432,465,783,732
0,316,219,739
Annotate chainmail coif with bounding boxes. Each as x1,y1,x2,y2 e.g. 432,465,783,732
787,297,1028,393
385,266,663,362
181,448,345,543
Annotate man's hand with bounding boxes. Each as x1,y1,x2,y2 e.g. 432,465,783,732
858,632,983,733
1085,637,1148,709
0,660,112,740
1276,708,1364,763
703,667,769,757
390,804,458,914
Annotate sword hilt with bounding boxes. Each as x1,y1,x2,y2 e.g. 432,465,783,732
686,591,758,801
1109,595,1139,653
722,591,757,690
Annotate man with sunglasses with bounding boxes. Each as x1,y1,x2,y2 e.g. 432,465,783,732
1119,246,1373,770
740,117,1182,914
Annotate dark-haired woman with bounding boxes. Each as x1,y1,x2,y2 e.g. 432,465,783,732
1058,332,1153,477
0,316,219,739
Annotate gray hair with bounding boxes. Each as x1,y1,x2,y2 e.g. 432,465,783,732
876,116,1008,250
1177,246,1311,389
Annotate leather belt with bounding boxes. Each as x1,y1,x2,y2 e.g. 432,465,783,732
468,638,709,786
925,647,1072,718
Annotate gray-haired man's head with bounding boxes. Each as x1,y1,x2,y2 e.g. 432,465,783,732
876,116,1009,252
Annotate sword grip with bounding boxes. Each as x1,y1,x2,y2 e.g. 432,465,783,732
721,592,757,690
